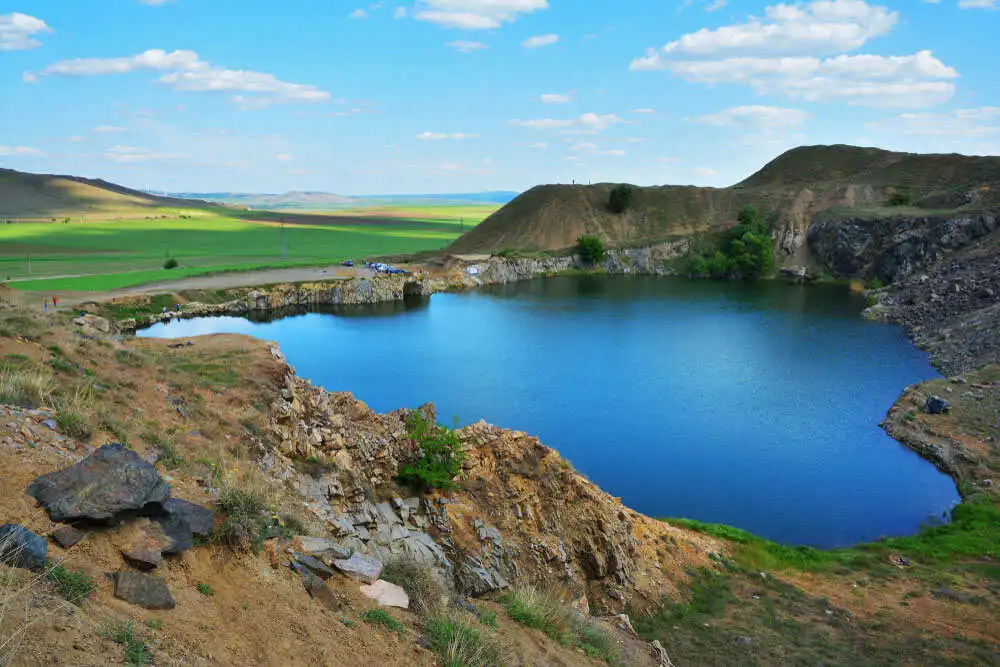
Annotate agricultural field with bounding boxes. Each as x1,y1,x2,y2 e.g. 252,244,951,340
0,206,492,293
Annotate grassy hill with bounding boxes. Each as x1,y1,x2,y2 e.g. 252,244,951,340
0,168,213,219
450,145,1000,255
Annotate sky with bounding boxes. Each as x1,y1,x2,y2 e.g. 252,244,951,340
0,0,997,195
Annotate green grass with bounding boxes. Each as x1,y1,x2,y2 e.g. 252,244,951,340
500,587,619,664
1,212,472,291
422,615,510,667
196,583,215,596
102,619,151,666
361,608,406,635
46,563,97,606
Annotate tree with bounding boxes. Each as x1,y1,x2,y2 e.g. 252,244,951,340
608,184,634,214
577,235,606,264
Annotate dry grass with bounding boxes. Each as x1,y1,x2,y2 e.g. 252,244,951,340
380,560,447,617
423,613,513,667
0,537,46,665
0,366,53,408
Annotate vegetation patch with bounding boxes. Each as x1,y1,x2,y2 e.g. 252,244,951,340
500,586,618,664
397,411,466,492
576,235,606,265
101,619,151,666
684,206,774,280
422,614,511,667
380,560,445,617
361,608,406,635
608,184,634,214
46,563,96,606
215,483,268,553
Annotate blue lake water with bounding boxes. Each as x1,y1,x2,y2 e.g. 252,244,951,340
140,276,960,547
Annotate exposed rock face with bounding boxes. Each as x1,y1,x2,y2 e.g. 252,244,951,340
111,571,176,610
27,443,171,522
0,524,47,572
151,498,215,554
807,212,998,282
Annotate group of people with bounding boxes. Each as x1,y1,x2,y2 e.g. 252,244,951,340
42,295,58,312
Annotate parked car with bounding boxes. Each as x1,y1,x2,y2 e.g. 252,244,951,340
342,259,353,267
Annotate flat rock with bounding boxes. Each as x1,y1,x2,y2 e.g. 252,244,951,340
294,554,335,580
111,571,175,610
27,443,170,522
924,395,952,414
360,579,409,609
294,536,351,561
50,526,84,549
122,521,172,570
332,553,383,584
0,524,47,572
150,498,214,554
291,562,341,611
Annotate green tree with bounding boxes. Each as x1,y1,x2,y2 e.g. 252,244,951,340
608,184,634,214
397,411,466,492
577,235,606,264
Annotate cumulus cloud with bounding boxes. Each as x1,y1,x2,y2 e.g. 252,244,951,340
447,40,488,52
414,0,548,29
521,33,559,49
93,125,127,134
694,105,810,129
0,13,50,51
632,1,958,108
866,107,1000,137
103,145,184,163
348,8,368,18
509,118,575,130
958,0,998,7
394,6,408,17
539,93,571,103
416,131,480,139
28,49,331,108
0,145,45,156
510,113,622,132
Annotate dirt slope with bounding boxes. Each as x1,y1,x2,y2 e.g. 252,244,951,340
449,145,1000,256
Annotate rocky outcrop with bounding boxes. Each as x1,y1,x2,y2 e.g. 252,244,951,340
807,212,998,283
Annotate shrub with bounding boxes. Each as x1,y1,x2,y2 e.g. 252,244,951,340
608,184,633,214
381,560,446,617
888,192,910,207
685,206,773,280
56,409,92,440
102,619,151,666
501,586,570,644
361,608,406,634
196,583,215,596
423,615,511,667
577,235,606,265
397,411,466,492
46,564,96,606
215,483,268,553
163,257,179,270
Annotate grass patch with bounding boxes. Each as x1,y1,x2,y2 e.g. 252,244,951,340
380,560,445,617
215,483,268,553
0,366,53,408
102,619,151,666
422,615,511,667
46,563,96,606
500,586,618,664
196,583,215,596
361,608,406,635
55,409,92,440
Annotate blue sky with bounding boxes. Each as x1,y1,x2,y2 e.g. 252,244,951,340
1,0,997,194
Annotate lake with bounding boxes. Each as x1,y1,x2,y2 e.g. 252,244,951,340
140,276,960,547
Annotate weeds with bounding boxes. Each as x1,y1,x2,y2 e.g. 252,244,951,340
46,563,96,606
381,560,445,617
56,409,92,440
361,608,406,635
102,619,151,666
215,482,268,553
196,583,214,596
500,586,618,664
0,366,53,408
423,615,511,667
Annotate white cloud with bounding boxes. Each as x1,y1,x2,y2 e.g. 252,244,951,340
695,166,717,176
632,108,656,114
539,93,571,103
275,153,295,162
414,0,548,30
93,125,127,134
416,131,480,139
529,142,548,148
522,33,559,49
348,8,368,18
569,141,625,157
510,113,623,133
103,145,184,163
694,105,810,129
633,1,959,108
0,145,45,156
958,0,998,7
31,49,331,108
394,6,408,17
705,0,728,10
0,13,50,51
866,107,1000,137
447,40,488,53
67,136,87,143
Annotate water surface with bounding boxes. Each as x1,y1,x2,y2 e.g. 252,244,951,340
141,276,960,547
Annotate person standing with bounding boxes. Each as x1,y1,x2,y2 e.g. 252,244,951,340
52,295,58,308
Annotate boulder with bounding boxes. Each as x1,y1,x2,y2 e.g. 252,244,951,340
27,443,170,522
293,554,335,580
924,395,951,414
150,498,214,554
455,562,509,597
331,553,383,584
291,562,341,611
72,314,111,334
359,579,409,609
293,536,351,561
111,571,175,610
0,524,47,572
122,521,172,570
50,526,84,549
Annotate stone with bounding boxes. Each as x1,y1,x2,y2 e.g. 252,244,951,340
150,498,214,554
111,571,175,610
0,524,47,572
27,443,171,522
304,573,341,612
293,536,351,561
359,579,409,609
650,640,675,667
294,554,335,580
72,314,111,334
924,395,951,414
455,562,509,597
50,526,84,549
331,553,383,584
42,419,58,430
122,521,172,570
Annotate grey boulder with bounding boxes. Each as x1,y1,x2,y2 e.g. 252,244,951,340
111,571,175,610
27,443,170,522
0,524,47,572
924,395,951,414
331,553,383,584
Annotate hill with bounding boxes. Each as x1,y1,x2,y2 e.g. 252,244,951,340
0,168,211,219
449,145,1000,256
171,190,520,211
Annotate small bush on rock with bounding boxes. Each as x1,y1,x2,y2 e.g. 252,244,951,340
397,411,466,492
577,235,606,265
381,560,446,617
216,484,268,553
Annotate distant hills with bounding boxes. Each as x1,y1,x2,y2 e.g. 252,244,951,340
449,145,1000,256
167,190,520,210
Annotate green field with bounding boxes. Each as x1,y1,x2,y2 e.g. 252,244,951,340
0,207,488,292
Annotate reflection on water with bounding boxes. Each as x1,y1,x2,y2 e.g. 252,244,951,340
142,276,960,547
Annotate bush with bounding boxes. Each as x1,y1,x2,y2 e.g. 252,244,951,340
686,206,773,280
56,409,92,440
381,560,446,617
102,619,151,666
46,563,96,606
397,411,466,492
423,615,511,667
362,608,406,634
196,583,215,596
215,483,268,553
163,257,179,270
577,235,606,265
501,587,571,643
608,184,633,214
887,192,910,207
